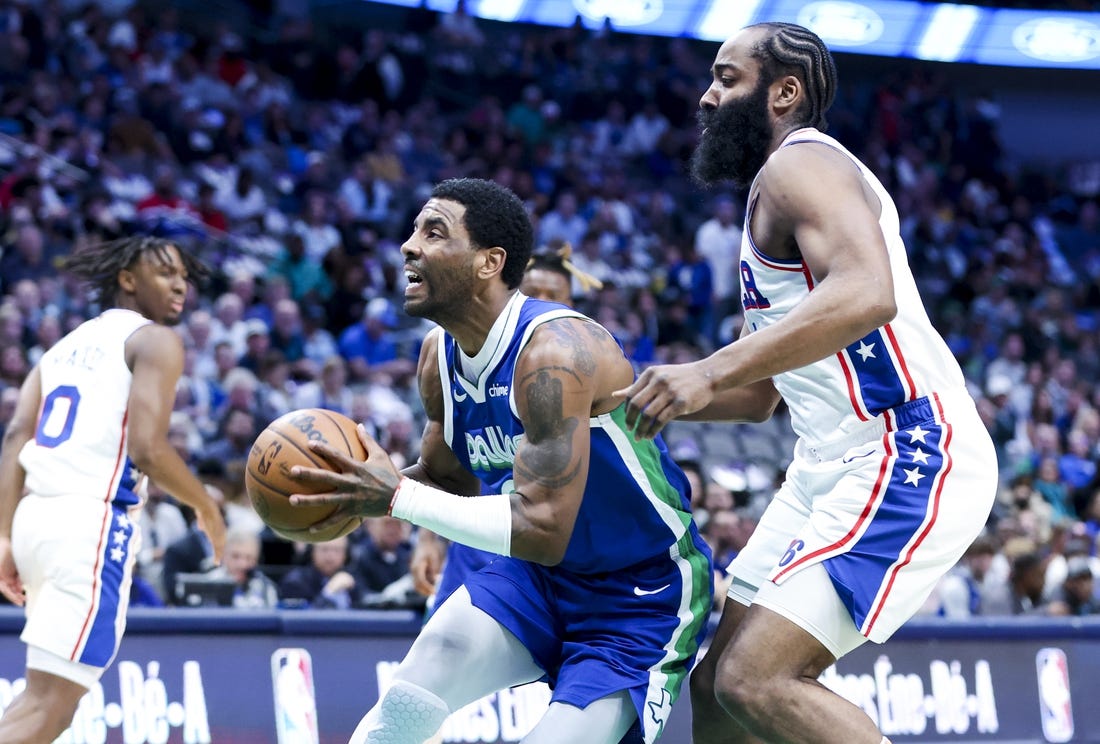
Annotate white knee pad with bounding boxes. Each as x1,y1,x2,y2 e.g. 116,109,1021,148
350,680,450,744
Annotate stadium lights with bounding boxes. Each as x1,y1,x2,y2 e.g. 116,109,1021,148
393,0,1100,69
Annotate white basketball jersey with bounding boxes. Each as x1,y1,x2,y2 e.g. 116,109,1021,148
19,309,152,506
739,128,965,445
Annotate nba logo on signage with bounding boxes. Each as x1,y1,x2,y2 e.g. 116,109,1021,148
1035,648,1073,743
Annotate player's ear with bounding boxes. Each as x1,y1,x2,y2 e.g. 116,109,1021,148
117,268,137,294
477,246,507,281
773,74,802,116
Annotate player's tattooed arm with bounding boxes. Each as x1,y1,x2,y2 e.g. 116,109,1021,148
512,367,583,490
509,320,601,564
540,319,600,376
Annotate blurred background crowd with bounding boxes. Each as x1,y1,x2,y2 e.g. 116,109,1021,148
0,0,1098,619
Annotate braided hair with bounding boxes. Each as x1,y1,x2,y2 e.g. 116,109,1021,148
63,236,208,307
748,22,837,130
526,242,603,294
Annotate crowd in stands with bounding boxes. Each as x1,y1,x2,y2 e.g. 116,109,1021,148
0,0,1098,617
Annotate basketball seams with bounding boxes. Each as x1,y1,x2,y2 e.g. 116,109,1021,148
244,464,293,498
312,408,358,456
246,408,366,543
271,428,329,469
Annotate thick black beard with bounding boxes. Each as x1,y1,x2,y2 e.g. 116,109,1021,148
690,80,774,189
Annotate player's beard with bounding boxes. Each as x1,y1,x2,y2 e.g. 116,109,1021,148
403,260,475,323
690,78,774,189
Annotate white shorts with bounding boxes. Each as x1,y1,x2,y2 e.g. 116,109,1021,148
13,493,141,686
727,392,997,655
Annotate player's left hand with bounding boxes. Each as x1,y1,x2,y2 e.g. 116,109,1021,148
0,537,25,607
613,361,715,440
288,424,401,529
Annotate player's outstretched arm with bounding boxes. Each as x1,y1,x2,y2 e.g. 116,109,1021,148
125,324,227,565
618,144,896,439
0,366,42,606
615,325,782,439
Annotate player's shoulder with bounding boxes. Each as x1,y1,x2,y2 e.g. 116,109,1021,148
126,322,184,360
521,316,626,380
527,315,617,354
758,139,865,214
765,137,855,182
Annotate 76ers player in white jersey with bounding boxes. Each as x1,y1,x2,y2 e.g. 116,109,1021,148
617,23,997,744
0,237,226,743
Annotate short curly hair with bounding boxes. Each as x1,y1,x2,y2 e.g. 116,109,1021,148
430,178,533,289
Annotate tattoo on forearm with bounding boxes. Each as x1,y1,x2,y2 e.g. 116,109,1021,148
515,368,583,489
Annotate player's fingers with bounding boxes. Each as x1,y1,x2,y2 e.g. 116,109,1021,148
288,464,349,490
622,384,659,431
357,424,384,460
636,403,673,440
288,490,344,507
632,393,676,440
305,439,358,471
0,579,25,607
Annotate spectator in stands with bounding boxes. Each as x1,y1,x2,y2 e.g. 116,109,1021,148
995,551,1048,615
693,195,741,338
25,313,61,367
269,298,307,364
336,298,414,383
268,232,333,306
1035,455,1076,523
200,406,259,476
1047,556,1099,616
931,536,1007,618
210,292,249,359
0,222,57,293
238,318,272,374
279,535,367,609
293,355,354,415
215,164,267,227
206,527,280,610
352,517,414,596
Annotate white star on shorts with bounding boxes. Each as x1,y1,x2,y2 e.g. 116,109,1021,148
906,425,929,444
903,467,926,486
855,340,876,361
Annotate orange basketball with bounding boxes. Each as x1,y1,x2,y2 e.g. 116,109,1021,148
246,408,366,543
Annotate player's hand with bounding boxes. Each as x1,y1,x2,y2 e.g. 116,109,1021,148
410,532,445,596
612,361,715,440
196,501,227,567
289,424,401,528
0,537,25,607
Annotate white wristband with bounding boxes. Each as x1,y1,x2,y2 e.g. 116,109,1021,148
389,477,512,557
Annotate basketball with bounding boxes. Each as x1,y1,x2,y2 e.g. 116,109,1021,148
246,408,367,543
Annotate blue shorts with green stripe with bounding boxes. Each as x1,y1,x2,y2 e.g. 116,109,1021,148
464,537,713,744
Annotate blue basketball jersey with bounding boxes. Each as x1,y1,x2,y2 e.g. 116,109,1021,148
436,293,699,574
